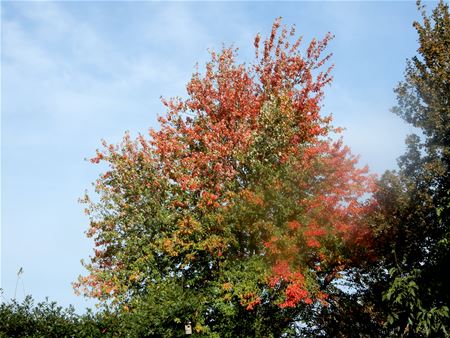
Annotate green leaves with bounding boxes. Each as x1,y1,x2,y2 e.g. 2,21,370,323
375,1,450,335
383,267,449,337
0,296,120,337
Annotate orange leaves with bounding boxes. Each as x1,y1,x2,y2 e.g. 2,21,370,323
303,223,327,248
240,292,262,311
162,238,178,257
74,273,118,301
268,257,329,308
90,152,104,164
306,239,321,248
287,220,301,230
304,225,327,238
263,236,281,255
272,260,291,279
222,282,233,291
240,189,265,207
246,297,262,311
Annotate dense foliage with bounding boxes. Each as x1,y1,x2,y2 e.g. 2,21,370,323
73,18,375,336
375,1,449,335
0,296,118,337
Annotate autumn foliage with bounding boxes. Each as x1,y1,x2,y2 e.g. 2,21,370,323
75,18,375,332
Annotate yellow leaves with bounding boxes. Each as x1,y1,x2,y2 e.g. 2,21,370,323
128,273,140,282
184,253,196,263
278,91,295,119
203,235,228,255
220,282,234,301
177,217,202,236
157,215,231,261
194,322,204,333
162,238,178,257
223,293,233,301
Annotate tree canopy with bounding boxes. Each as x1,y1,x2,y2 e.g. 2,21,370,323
74,18,375,336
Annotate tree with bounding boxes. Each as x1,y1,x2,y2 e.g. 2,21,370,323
75,19,375,336
368,1,449,336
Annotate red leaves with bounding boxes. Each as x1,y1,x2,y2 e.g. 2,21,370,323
78,18,376,314
254,34,261,58
269,260,313,308
280,283,309,308
201,191,219,207
305,239,321,248
260,135,376,308
148,17,336,201
90,151,103,164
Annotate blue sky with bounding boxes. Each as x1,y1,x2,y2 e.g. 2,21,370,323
1,1,426,312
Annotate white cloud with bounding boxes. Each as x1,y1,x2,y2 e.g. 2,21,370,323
2,2,192,145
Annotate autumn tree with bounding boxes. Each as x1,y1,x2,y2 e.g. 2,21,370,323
75,19,375,336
